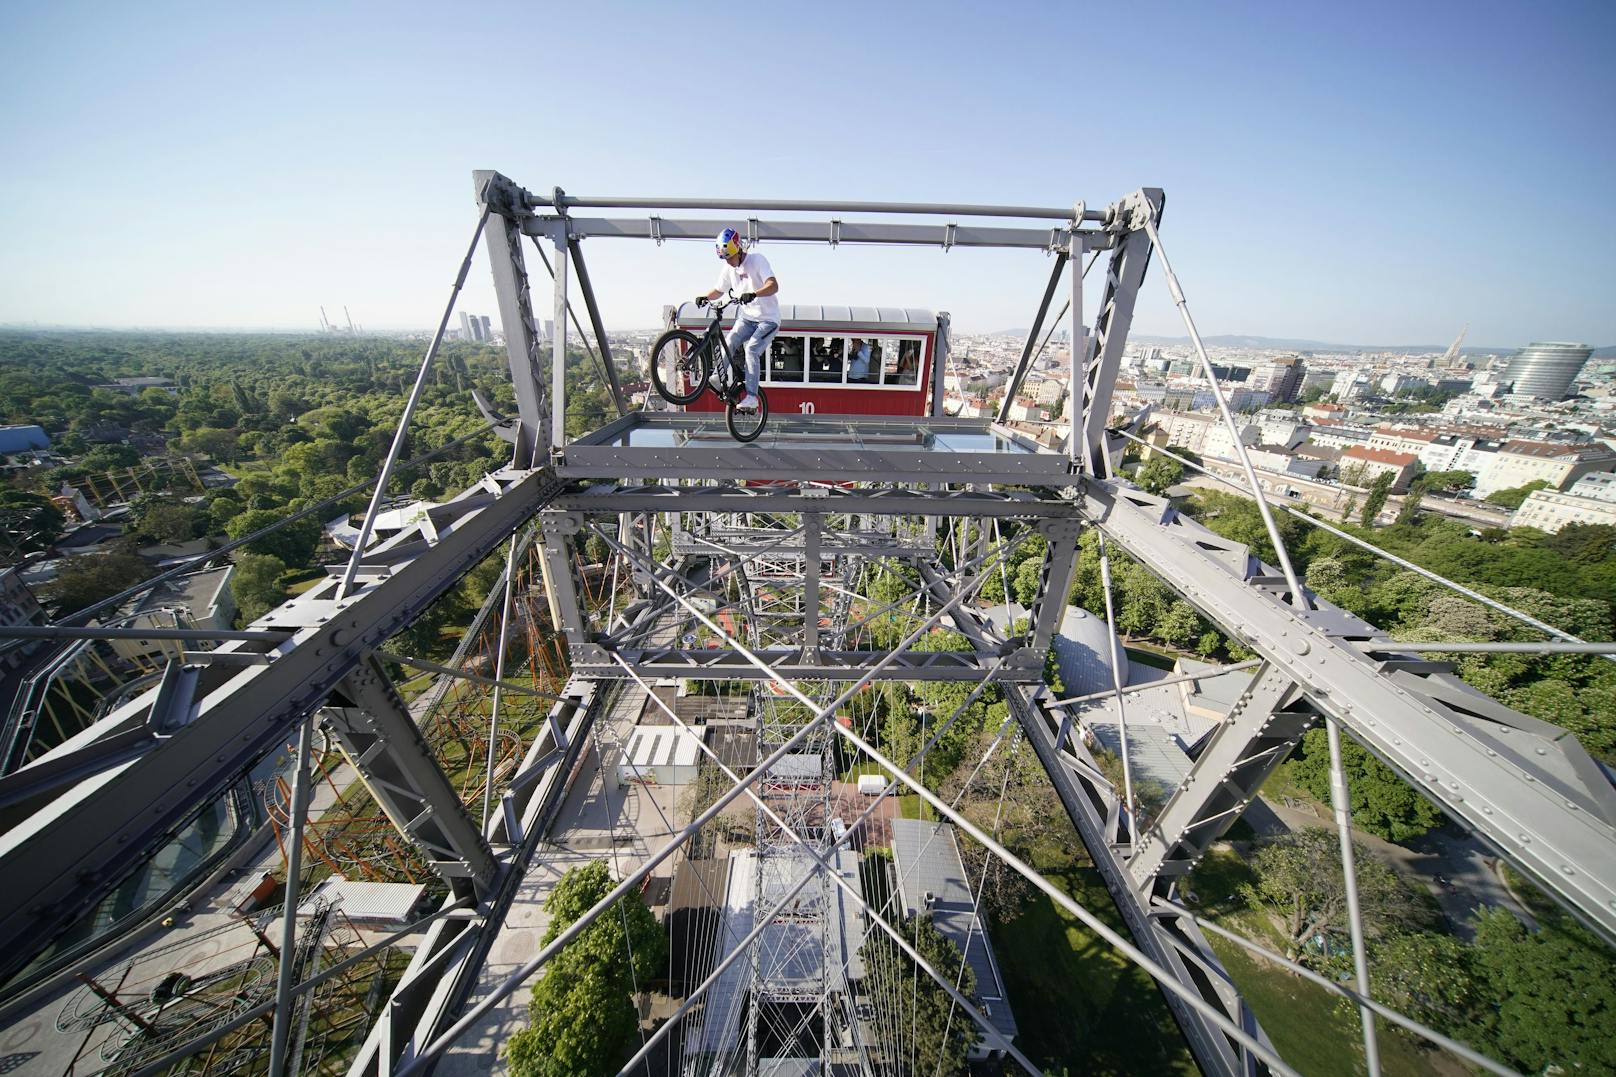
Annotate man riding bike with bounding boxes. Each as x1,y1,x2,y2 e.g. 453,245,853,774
700,228,779,411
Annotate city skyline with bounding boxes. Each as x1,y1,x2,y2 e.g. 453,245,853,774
1,1,1613,345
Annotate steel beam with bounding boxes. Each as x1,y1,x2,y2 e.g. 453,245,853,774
1077,190,1160,476
575,646,1018,682
998,251,1069,422
1128,663,1313,889
0,467,564,982
1087,480,1616,941
567,239,627,417
555,483,1081,519
530,213,1102,253
522,190,1104,220
322,655,498,891
477,173,548,462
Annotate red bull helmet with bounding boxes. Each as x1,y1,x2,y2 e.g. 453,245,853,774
716,227,745,261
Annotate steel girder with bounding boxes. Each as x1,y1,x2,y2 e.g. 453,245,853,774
550,483,1084,519
346,680,600,1077
1085,480,1616,942
524,212,1109,253
1076,190,1160,477
322,656,499,891
1128,663,1313,890
0,467,565,983
477,173,549,462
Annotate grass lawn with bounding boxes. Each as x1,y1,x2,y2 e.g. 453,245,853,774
991,846,1197,1076
896,795,935,821
1208,937,1443,1077
1189,849,1451,1077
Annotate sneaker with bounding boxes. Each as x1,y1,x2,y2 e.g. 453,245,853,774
737,393,760,411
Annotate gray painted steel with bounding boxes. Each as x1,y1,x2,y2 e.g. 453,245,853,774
0,467,563,983
1088,481,1616,940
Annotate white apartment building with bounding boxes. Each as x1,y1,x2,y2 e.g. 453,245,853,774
1307,424,1375,451
1033,376,1069,407
1368,425,1438,457
1246,447,1326,479
1470,440,1616,498
1331,370,1375,402
1255,412,1312,450
1203,420,1261,462
1153,411,1220,456
1511,489,1616,533
1004,398,1049,423
1569,471,1616,503
1379,372,1426,396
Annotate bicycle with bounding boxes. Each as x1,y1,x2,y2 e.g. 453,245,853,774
648,292,770,442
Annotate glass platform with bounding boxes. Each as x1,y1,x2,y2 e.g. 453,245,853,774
560,412,1076,487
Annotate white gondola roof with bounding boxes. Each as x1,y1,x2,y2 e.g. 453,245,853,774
673,302,936,330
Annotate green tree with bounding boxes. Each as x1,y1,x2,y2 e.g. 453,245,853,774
1469,906,1616,1073
1241,827,1426,962
1286,728,1444,840
505,860,665,1077
1359,471,1395,526
1134,454,1183,496
134,500,200,544
0,490,65,557
1420,469,1474,495
224,508,321,567
859,913,977,1076
46,549,150,613
1394,476,1428,525
1484,479,1550,510
231,553,287,625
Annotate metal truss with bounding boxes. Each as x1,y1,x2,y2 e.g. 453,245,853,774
5,173,1614,1077
0,465,564,984
1084,480,1616,940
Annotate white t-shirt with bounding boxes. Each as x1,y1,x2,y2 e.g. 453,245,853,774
715,251,780,322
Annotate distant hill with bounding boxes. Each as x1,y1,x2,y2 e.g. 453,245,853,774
1126,333,1531,356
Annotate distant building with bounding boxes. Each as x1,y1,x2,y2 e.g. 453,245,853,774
1502,342,1593,401
1569,472,1616,503
1203,420,1261,462
1251,355,1306,403
108,564,237,670
1302,402,1347,423
0,425,50,454
458,312,494,343
93,377,179,396
1340,445,1419,492
1471,439,1616,498
1369,425,1438,457
1306,424,1374,451
1331,370,1375,402
1511,489,1616,533
1152,411,1219,456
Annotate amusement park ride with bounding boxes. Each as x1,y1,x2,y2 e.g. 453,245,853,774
0,170,1612,1077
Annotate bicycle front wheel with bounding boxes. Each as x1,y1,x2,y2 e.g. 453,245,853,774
726,387,769,443
649,329,710,406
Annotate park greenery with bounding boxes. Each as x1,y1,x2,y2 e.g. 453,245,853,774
1206,829,1616,1074
505,860,665,1077
0,330,617,634
857,912,976,1076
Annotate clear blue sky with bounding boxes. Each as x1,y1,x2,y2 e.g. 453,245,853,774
2,0,1612,347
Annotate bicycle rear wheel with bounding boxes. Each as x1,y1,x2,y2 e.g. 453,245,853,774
726,387,768,442
649,329,709,405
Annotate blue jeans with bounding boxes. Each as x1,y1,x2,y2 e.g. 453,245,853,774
724,317,777,396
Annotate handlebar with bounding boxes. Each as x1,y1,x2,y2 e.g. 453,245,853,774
695,290,738,312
